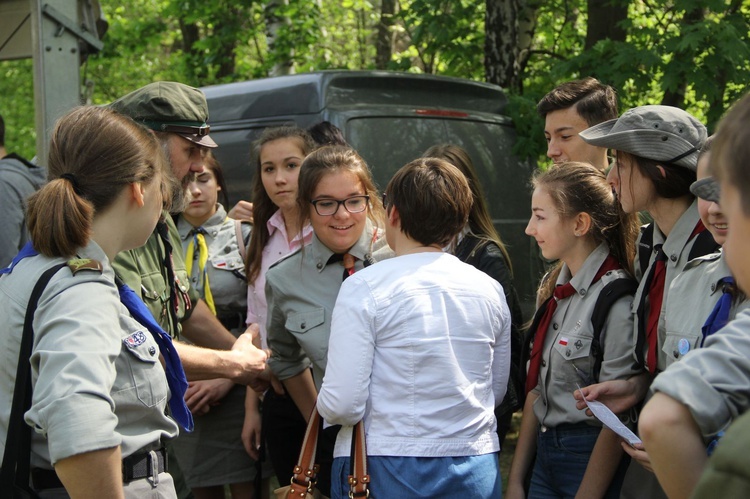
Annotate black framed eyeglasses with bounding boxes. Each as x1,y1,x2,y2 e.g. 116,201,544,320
311,195,370,216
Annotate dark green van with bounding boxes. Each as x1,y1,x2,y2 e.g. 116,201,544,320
202,70,539,314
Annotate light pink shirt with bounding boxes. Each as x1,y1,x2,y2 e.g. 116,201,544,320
247,209,313,349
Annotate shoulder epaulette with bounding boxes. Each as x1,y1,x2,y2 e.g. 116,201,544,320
66,258,103,275
683,251,722,271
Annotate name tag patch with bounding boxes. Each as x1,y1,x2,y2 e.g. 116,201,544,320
124,331,147,348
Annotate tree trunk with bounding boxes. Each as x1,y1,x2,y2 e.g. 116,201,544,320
585,0,627,50
484,0,519,91
375,0,396,70
265,0,294,76
661,6,705,108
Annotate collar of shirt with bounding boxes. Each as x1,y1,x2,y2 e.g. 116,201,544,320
652,199,701,269
310,220,380,273
176,204,227,242
267,209,313,253
555,242,611,297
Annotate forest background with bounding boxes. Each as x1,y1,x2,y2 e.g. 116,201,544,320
1,0,749,163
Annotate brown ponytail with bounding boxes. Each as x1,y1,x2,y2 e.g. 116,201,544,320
26,106,168,258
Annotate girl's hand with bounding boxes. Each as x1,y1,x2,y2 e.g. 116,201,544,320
622,441,654,473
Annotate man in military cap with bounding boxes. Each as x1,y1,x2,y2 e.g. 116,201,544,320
110,82,267,499
110,82,266,383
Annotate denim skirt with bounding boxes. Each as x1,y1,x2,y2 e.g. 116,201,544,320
330,453,501,499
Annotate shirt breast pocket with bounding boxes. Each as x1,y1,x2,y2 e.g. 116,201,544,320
210,255,246,279
140,271,168,319
552,334,593,385
285,308,326,335
662,330,701,368
121,330,168,408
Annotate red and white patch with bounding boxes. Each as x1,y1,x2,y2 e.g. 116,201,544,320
558,337,569,346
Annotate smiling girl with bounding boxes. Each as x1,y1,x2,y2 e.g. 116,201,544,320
507,162,640,499
265,145,391,495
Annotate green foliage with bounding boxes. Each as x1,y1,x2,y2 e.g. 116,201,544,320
0,59,36,160
3,0,748,163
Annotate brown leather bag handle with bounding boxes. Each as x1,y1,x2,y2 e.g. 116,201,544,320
286,407,322,498
348,421,370,498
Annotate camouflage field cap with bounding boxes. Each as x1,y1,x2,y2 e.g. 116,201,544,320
110,81,217,148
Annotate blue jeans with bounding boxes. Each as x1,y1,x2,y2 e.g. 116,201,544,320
529,423,628,499
330,454,501,499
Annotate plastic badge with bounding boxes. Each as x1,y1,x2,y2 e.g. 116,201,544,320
576,384,642,447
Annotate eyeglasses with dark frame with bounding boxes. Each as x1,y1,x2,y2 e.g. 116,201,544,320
310,195,370,216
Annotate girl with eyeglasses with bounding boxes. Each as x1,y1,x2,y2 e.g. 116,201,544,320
265,145,392,496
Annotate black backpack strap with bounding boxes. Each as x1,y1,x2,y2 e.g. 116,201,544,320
590,277,638,381
518,295,554,404
687,230,720,262
0,263,67,494
637,223,654,278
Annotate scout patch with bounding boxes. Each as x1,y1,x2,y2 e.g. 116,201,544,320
124,331,148,348
66,258,103,274
558,337,569,346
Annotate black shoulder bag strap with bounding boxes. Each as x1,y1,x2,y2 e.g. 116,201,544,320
0,263,67,497
590,278,638,381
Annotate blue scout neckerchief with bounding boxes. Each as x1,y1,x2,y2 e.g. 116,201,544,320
116,277,193,432
2,242,193,432
701,276,735,347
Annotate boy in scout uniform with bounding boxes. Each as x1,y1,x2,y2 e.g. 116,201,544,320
639,92,750,498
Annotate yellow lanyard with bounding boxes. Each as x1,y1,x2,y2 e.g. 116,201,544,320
185,229,216,314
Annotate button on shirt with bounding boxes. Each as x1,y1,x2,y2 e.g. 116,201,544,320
246,209,313,350
265,221,392,390
662,251,750,369
632,201,704,371
532,243,640,428
0,241,177,467
317,252,510,459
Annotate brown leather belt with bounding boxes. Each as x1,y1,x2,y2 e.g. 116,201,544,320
31,447,168,490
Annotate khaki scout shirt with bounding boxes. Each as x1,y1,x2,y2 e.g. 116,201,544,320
0,241,177,468
176,205,250,333
532,243,641,428
632,201,705,371
662,250,750,370
266,221,393,390
113,212,199,338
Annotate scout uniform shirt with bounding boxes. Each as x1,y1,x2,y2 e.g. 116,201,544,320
631,200,706,373
114,211,200,338
265,220,392,391
0,240,178,469
662,250,750,370
531,243,641,428
176,205,250,334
